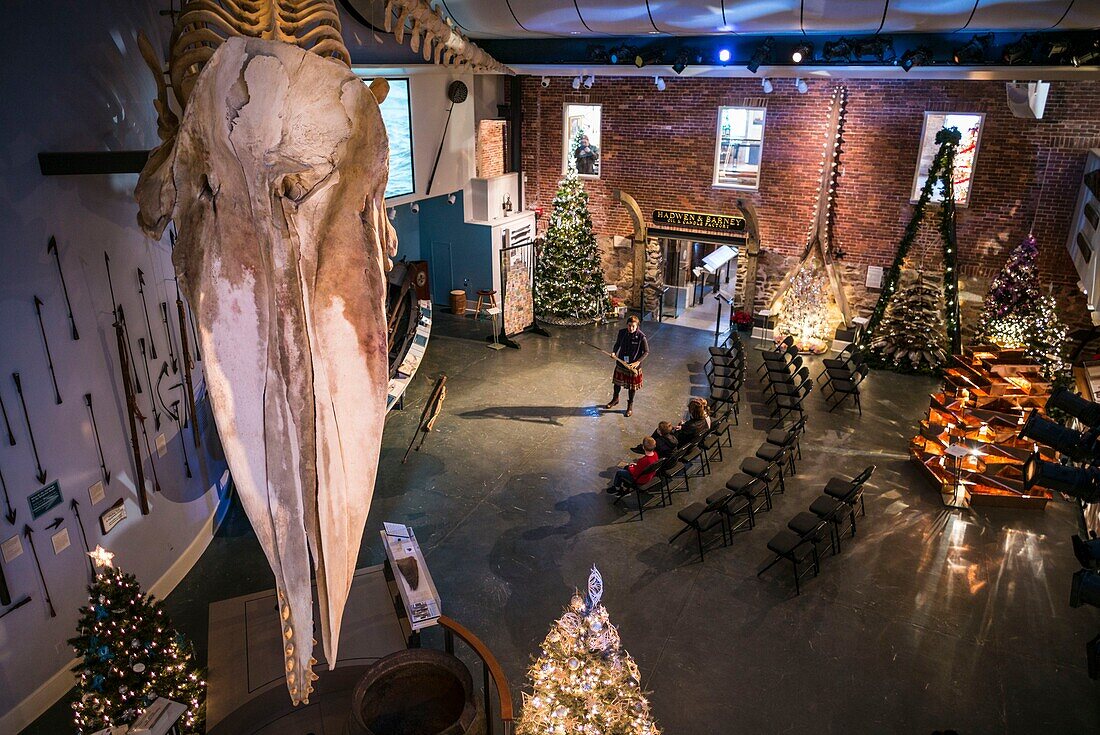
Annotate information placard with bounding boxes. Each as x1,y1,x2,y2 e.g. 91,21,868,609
28,481,63,519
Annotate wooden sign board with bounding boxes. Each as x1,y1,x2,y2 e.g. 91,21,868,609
99,499,127,535
652,208,746,233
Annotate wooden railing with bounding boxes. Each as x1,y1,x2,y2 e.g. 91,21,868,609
438,615,514,735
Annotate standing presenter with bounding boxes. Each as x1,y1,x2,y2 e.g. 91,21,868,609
603,315,649,417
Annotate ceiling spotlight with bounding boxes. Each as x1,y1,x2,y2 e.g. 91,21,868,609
672,49,694,75
572,75,582,90
953,33,993,64
900,46,932,72
761,77,773,94
635,50,663,68
823,38,854,63
587,45,609,64
747,37,774,74
387,207,396,220
1022,453,1100,503
1046,39,1072,61
654,76,666,91
1003,34,1036,64
584,75,595,89
541,76,551,88
854,36,895,63
792,41,814,63
447,193,456,205
1072,39,1100,67
794,77,808,94
718,48,731,63
608,45,635,64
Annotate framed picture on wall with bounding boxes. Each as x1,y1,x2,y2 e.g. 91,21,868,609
563,103,602,178
911,111,984,207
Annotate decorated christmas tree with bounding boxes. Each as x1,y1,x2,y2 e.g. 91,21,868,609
975,234,1070,380
567,126,587,175
862,127,963,365
870,270,948,372
517,568,659,735
535,173,611,324
70,546,205,734
775,259,832,353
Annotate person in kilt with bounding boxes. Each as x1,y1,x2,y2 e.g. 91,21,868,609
603,315,649,417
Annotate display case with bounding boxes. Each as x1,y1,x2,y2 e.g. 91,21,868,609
910,347,1057,509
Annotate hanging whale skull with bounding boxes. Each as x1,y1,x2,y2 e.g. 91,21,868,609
135,35,396,704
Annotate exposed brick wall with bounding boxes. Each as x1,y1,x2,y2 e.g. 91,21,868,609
518,77,1100,325
476,119,507,178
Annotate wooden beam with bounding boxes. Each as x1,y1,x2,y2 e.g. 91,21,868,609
38,150,150,176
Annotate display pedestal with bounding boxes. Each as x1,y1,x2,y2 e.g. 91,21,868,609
910,347,1056,510
205,566,406,735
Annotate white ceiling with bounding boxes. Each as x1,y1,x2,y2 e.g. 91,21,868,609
411,0,1100,38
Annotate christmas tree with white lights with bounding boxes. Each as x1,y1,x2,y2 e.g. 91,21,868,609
70,546,205,734
775,259,832,353
975,234,1069,380
517,567,659,735
870,270,948,372
534,173,611,324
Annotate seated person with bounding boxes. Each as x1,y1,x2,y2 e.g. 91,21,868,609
673,400,709,445
689,397,712,429
651,421,680,458
607,437,660,495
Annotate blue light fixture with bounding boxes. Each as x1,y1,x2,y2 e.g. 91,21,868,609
718,48,731,63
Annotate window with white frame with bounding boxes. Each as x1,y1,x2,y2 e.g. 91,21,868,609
713,106,766,189
563,104,602,178
911,112,984,207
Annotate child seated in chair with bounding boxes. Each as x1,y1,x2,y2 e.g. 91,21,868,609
607,437,660,496
652,421,679,458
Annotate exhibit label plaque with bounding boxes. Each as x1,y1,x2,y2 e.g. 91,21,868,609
28,481,63,519
652,208,746,233
99,499,127,535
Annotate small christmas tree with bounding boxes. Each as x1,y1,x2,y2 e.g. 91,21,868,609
870,270,948,372
567,126,587,175
517,568,659,735
976,234,1070,380
535,173,611,324
70,546,205,734
775,259,832,353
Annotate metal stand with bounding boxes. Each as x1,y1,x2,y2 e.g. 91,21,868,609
487,308,505,350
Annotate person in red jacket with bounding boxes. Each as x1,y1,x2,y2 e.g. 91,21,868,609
606,437,660,496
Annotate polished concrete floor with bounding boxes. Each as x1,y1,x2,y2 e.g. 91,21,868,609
25,314,1100,734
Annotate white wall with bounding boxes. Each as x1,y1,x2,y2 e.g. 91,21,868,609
353,66,478,206
0,2,227,731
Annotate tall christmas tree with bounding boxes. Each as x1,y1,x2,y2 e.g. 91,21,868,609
976,234,1069,380
517,568,659,735
870,270,948,372
535,173,611,324
775,259,832,353
70,546,206,734
862,127,963,363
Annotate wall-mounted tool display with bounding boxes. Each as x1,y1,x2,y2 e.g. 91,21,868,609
0,392,13,446
32,297,63,404
104,255,150,516
70,499,94,579
12,373,47,484
22,525,55,617
46,237,78,341
83,393,110,486
0,465,15,524
137,269,158,359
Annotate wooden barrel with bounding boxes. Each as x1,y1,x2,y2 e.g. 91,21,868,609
449,290,467,315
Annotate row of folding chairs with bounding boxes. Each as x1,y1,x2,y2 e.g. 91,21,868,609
757,464,876,594
668,418,807,562
816,344,870,415
757,336,812,428
611,403,736,520
707,333,746,425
